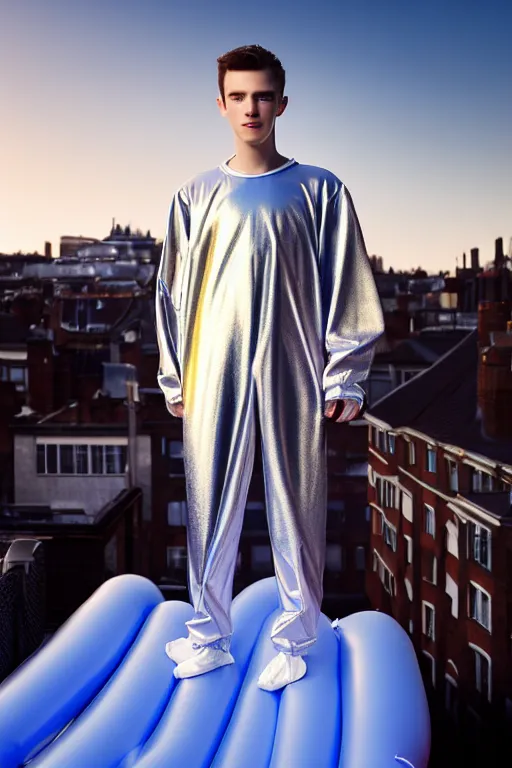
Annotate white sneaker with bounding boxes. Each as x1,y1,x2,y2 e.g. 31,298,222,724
173,646,235,679
165,636,197,665
257,651,307,691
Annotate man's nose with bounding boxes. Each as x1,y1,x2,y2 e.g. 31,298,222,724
245,99,259,116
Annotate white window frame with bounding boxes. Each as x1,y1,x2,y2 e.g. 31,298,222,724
445,574,459,618
445,520,459,558
426,445,437,473
468,522,491,571
446,457,459,492
382,516,397,552
424,504,435,537
424,554,437,585
422,600,435,641
468,581,492,632
469,643,492,702
388,433,396,454
372,549,395,596
408,440,416,465
36,442,127,476
404,534,413,564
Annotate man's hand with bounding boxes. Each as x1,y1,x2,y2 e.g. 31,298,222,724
168,401,184,418
324,398,361,423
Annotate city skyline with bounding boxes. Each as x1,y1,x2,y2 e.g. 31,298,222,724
2,0,511,272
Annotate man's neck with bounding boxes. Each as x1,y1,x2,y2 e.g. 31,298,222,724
227,139,289,176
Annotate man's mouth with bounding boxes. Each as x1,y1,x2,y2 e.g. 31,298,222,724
243,122,262,128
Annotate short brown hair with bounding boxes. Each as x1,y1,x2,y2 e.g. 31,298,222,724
217,45,286,103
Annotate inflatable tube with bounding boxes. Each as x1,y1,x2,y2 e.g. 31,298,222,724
0,574,163,768
135,577,280,767
269,613,341,768
30,600,194,767
211,610,283,768
334,611,431,768
0,575,431,767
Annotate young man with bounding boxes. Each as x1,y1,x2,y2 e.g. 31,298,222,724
156,45,384,691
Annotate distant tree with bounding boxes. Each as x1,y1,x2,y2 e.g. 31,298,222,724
388,266,394,274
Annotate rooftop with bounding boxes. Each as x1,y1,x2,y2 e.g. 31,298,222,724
367,329,512,466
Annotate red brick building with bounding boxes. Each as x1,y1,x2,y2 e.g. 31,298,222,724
365,264,512,761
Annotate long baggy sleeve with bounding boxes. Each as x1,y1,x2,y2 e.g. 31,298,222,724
155,187,190,407
320,184,384,406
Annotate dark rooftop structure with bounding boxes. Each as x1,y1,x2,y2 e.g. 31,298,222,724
369,330,512,466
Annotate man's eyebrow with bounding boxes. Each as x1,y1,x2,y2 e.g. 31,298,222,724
226,90,276,98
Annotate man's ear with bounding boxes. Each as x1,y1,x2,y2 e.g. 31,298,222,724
217,95,227,116
276,95,288,117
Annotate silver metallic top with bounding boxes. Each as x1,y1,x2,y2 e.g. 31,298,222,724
156,158,384,412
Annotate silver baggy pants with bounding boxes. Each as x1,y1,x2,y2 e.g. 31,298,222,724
183,326,327,656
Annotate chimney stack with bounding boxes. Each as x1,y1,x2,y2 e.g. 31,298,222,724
470,247,480,271
44,241,52,260
462,252,467,269
495,237,504,270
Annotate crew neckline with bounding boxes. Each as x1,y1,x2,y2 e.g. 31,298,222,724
220,156,297,178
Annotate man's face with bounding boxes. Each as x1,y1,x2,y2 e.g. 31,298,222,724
217,68,287,146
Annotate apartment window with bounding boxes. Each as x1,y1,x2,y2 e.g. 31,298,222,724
404,535,413,564
36,442,127,475
471,469,494,493
426,445,437,473
469,583,491,631
423,553,437,585
468,522,491,570
372,550,395,595
251,544,273,572
445,520,459,558
167,501,187,526
105,445,125,474
470,645,491,701
383,518,397,552
377,429,387,453
166,546,187,578
376,477,397,509
421,651,436,687
445,675,459,719
422,602,435,641
445,573,459,618
355,545,366,570
168,440,184,459
326,544,344,572
446,458,459,492
0,364,27,392
424,504,435,537
372,508,383,535
388,433,396,454
327,500,345,527
408,441,416,466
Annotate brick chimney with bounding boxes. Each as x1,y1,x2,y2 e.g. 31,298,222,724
477,250,512,439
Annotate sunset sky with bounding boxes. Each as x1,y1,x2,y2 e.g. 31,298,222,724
2,0,511,272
